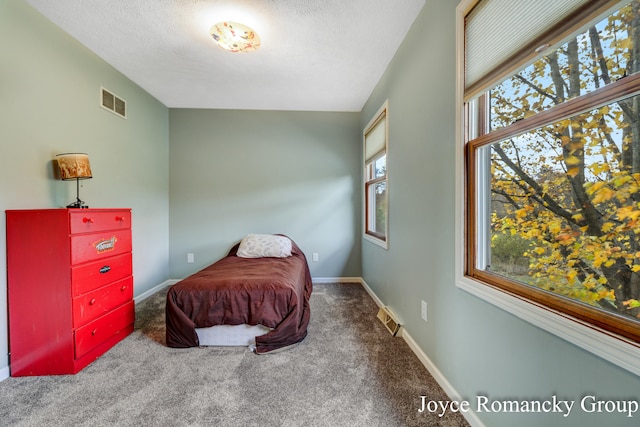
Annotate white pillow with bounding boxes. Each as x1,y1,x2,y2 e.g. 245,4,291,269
237,234,292,258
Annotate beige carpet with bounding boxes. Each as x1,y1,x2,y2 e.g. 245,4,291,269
0,283,469,426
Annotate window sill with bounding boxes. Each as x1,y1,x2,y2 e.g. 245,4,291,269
363,233,388,249
456,275,640,376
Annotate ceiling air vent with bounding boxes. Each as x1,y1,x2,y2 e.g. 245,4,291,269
100,87,126,119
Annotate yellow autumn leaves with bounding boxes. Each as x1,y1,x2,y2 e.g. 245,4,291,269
491,168,640,314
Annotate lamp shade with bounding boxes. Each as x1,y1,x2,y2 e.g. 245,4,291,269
56,153,92,181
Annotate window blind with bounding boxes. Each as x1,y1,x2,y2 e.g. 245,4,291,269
464,0,625,99
365,113,386,162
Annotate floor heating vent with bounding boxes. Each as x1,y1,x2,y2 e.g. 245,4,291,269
377,306,402,336
101,87,127,119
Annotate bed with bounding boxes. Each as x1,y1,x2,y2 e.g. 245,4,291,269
165,234,312,354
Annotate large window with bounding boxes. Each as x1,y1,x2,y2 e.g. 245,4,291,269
364,101,389,248
464,0,640,344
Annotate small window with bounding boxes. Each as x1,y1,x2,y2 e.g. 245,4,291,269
364,101,389,248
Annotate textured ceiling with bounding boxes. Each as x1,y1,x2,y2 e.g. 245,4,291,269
26,0,426,111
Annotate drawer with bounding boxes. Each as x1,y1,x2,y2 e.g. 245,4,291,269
72,253,132,296
70,210,130,235
73,276,133,328
71,229,132,265
74,300,134,359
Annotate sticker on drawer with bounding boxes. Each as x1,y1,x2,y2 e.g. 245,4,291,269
94,236,117,253
71,229,131,264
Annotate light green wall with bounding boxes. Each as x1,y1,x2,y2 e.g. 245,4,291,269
3,1,637,425
0,0,170,375
168,109,361,279
361,0,640,426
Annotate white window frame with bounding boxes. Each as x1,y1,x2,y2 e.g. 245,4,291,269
455,0,640,376
363,100,389,249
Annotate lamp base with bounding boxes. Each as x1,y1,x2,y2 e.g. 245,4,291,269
67,199,89,209
67,178,89,208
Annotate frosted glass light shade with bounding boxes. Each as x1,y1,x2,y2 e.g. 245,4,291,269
210,21,260,53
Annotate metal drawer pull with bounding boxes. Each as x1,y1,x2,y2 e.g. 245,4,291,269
99,265,111,274
89,298,96,305
83,217,95,223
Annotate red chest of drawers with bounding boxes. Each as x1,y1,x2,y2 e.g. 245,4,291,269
6,208,135,376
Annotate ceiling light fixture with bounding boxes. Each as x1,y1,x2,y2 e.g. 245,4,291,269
210,21,260,53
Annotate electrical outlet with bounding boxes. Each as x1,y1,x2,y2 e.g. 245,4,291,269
312,253,319,262
187,253,194,263
421,300,428,322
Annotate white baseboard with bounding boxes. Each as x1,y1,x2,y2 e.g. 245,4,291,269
312,277,363,284
0,365,9,383
359,278,484,427
134,279,178,304
357,277,385,307
135,277,363,303
402,330,485,427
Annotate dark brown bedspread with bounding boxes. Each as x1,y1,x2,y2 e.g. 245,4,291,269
165,237,312,354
